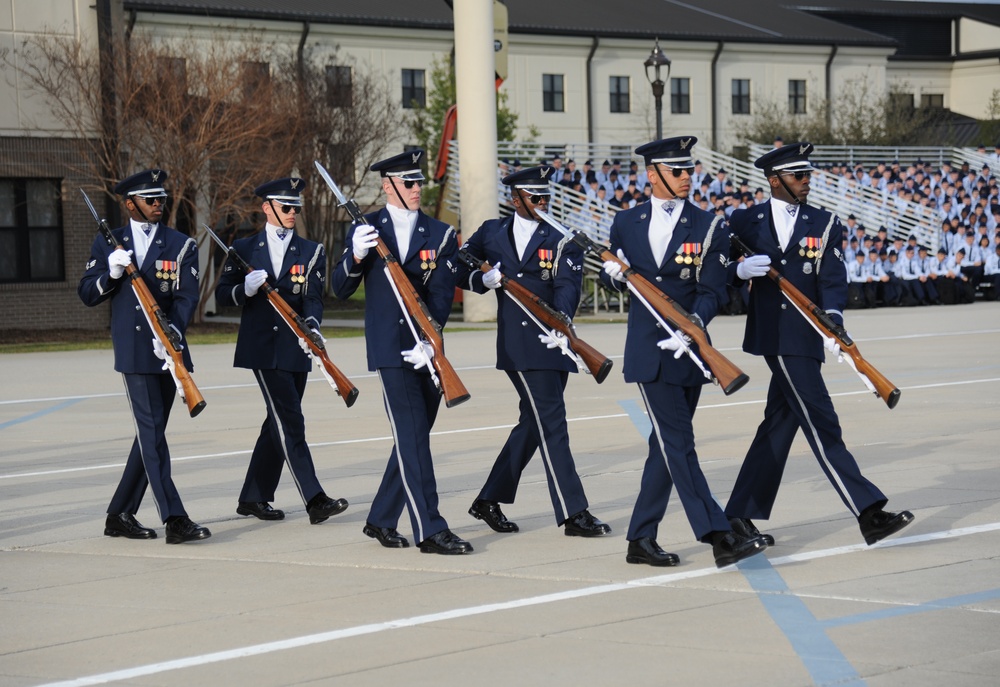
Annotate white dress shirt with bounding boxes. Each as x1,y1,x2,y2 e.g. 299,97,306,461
769,197,798,251
512,213,539,260
649,197,682,266
264,222,293,277
129,219,158,270
386,204,417,261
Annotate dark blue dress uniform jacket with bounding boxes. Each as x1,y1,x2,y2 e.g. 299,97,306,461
215,231,326,372
730,202,847,360
599,202,729,385
456,216,584,372
331,208,457,366
78,225,198,371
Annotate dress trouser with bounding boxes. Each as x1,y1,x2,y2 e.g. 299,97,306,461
368,367,449,543
478,369,588,524
627,381,732,543
240,368,323,505
725,355,887,521
108,373,187,522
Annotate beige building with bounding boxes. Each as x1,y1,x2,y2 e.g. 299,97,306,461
2,0,998,329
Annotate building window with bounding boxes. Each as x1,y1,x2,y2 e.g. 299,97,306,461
920,93,944,109
732,79,750,115
890,92,915,114
326,65,353,108
240,61,270,99
671,77,690,114
0,178,64,283
543,73,564,112
157,56,188,98
402,69,425,109
609,76,630,113
789,79,807,114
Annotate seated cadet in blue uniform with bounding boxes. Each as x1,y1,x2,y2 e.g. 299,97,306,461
725,142,914,547
599,137,768,568
78,169,211,544
215,178,348,526
456,166,611,539
331,150,472,555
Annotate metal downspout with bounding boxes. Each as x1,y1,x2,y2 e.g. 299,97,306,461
710,41,723,150
586,36,599,143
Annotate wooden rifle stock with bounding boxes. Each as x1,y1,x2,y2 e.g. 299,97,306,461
94,217,206,417
372,236,471,408
457,249,613,383
568,230,749,395
730,234,900,409
207,226,358,407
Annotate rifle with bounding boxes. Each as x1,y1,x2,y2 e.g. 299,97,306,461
456,248,613,383
536,209,749,396
312,161,471,408
730,233,900,409
204,224,359,408
80,189,207,417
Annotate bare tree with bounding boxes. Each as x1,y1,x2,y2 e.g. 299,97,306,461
7,30,400,319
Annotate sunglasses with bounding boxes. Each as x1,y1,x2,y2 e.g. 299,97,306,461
389,178,423,189
526,194,550,204
781,171,812,181
135,196,166,206
280,205,302,214
657,167,689,178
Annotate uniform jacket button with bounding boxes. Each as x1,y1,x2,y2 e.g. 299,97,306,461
135,305,141,310
272,326,279,331
517,273,523,278
521,321,527,326
781,259,787,265
135,326,141,331
655,276,662,282
781,303,787,310
399,318,405,324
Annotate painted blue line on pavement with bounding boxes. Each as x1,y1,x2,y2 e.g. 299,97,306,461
738,553,866,687
0,398,83,430
820,588,1000,629
618,398,651,438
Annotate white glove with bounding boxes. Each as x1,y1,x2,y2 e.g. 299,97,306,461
538,331,572,357
736,254,771,280
151,337,171,371
483,262,502,290
244,269,268,297
352,224,379,261
602,249,630,282
402,341,435,370
108,249,133,279
299,327,325,355
823,336,843,361
656,331,692,359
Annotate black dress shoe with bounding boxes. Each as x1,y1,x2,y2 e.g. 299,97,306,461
469,499,519,533
859,507,914,545
237,501,285,521
307,494,349,524
363,522,410,548
104,513,156,540
164,516,211,545
419,529,473,555
712,530,766,568
729,517,775,546
563,509,612,537
626,537,680,567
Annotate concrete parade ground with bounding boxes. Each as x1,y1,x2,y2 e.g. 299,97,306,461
1,302,999,686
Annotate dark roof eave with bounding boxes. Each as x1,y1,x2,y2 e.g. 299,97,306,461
123,3,454,29
508,25,895,48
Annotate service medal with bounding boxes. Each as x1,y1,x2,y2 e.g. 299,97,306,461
420,249,437,271
693,256,701,266
684,256,693,265
675,255,684,264
799,249,806,257
538,249,554,271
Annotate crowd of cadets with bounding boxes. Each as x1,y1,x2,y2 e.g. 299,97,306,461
501,144,1000,310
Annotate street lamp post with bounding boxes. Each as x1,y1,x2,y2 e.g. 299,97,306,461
644,38,671,140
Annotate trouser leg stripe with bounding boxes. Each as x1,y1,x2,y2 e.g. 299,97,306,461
121,375,163,521
378,370,424,543
776,356,860,516
516,371,569,520
254,369,306,502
